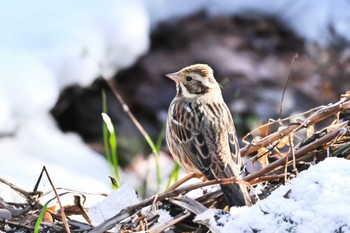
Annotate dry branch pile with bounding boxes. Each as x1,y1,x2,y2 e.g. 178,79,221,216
1,92,350,232
92,92,350,232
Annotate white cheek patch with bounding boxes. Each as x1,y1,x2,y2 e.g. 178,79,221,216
203,79,217,88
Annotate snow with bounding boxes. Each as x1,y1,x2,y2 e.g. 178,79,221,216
1,0,350,214
0,114,110,197
154,209,173,226
0,0,149,195
89,183,172,231
89,183,139,226
195,158,350,232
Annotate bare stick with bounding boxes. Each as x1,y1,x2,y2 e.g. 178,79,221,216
242,107,321,144
104,78,162,188
284,153,289,183
104,79,153,150
249,174,285,185
42,166,71,233
0,178,35,201
167,172,197,191
243,126,346,182
289,135,298,175
278,53,298,118
241,98,350,157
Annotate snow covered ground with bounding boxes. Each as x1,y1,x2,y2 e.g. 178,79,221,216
0,0,350,215
194,157,350,232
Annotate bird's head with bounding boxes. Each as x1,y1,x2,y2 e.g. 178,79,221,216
166,64,221,98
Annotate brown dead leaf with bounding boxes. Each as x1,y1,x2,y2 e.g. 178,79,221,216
43,205,56,222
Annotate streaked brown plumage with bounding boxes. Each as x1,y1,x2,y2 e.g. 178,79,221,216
165,64,251,207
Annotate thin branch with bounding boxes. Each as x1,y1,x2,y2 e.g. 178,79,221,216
289,134,298,175
284,153,289,183
242,106,322,144
249,174,285,185
243,126,347,182
104,79,151,146
104,78,162,189
42,167,71,233
278,53,298,118
0,178,36,202
241,97,350,157
167,172,197,191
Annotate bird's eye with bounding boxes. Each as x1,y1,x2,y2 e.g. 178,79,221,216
186,76,193,81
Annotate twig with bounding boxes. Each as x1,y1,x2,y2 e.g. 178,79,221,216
243,126,347,182
42,166,71,233
283,153,289,183
249,174,285,185
242,107,321,144
0,178,37,202
241,97,350,157
104,78,162,188
278,53,298,118
167,172,197,191
289,135,297,175
104,79,150,149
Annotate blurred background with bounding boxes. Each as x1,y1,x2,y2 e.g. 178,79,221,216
0,0,349,198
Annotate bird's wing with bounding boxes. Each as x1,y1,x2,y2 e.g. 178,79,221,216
170,100,241,179
202,101,241,178
169,101,215,179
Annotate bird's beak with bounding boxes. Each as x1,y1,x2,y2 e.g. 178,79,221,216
166,72,180,82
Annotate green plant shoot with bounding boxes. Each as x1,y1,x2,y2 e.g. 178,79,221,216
34,202,49,233
166,163,180,189
102,112,120,188
102,90,120,188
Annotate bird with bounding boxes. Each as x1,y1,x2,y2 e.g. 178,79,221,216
165,64,251,207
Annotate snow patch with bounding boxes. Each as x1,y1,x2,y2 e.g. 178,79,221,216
89,184,139,227
196,158,350,232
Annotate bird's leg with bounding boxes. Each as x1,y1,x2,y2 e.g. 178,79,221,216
167,172,198,191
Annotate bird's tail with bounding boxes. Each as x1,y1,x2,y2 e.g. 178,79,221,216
220,183,251,207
